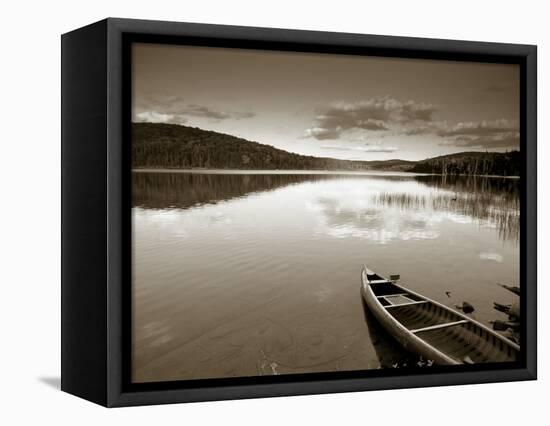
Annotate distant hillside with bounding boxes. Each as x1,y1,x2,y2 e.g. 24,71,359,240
132,123,520,176
359,159,416,172
132,123,377,171
409,151,520,177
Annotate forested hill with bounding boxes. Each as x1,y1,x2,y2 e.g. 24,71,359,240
132,123,520,176
409,151,520,177
132,123,406,171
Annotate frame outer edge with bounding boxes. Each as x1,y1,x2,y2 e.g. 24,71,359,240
61,19,110,407
105,17,536,56
525,45,537,379
100,18,537,407
106,18,125,407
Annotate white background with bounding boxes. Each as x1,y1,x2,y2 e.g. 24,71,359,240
0,0,547,424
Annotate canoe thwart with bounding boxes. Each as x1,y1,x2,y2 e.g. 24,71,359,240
384,300,429,308
410,319,468,334
376,293,409,299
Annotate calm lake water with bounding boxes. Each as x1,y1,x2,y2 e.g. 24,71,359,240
132,170,520,383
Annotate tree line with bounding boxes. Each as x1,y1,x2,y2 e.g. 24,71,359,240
409,151,520,177
132,123,373,171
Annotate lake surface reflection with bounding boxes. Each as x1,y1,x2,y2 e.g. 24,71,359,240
132,171,520,382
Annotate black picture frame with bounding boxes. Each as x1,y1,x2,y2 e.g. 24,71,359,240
61,17,537,407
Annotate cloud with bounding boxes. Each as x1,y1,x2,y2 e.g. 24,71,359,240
321,144,398,153
305,96,437,140
305,96,519,151
135,111,188,125
182,104,256,121
402,123,440,135
133,95,255,124
361,145,398,153
400,102,438,121
304,127,342,140
320,145,353,151
440,133,519,149
437,119,519,149
437,119,518,138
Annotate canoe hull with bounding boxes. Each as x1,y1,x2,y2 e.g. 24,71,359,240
361,266,519,365
361,275,458,365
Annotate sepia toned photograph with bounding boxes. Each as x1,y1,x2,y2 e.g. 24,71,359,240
131,43,521,384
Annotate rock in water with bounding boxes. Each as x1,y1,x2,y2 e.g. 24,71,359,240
508,302,520,320
455,301,475,314
493,301,510,314
462,302,475,313
490,320,509,331
493,302,519,318
497,283,521,296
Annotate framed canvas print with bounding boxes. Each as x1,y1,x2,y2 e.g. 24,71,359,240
61,18,537,407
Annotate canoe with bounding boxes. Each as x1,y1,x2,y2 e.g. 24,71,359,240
361,265,520,365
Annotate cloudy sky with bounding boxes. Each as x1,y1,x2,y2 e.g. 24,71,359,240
133,43,519,161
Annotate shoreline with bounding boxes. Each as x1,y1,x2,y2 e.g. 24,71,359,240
131,168,519,179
